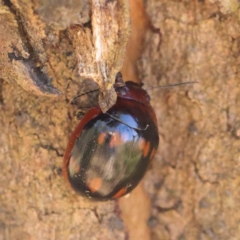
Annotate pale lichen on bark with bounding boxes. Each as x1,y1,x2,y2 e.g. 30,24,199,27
0,0,130,111
70,0,130,112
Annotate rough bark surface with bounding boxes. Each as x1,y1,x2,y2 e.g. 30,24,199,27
1,0,240,240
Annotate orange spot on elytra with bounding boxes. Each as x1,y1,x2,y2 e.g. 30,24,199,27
150,148,156,160
69,156,81,173
98,132,106,145
113,188,127,198
138,138,146,151
88,178,102,193
143,141,151,157
110,132,123,148
75,166,80,172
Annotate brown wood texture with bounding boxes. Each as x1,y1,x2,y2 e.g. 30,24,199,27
1,0,240,240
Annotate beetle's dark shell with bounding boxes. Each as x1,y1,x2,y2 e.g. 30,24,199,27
63,75,159,201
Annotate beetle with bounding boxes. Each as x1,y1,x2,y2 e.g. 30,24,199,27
63,72,159,201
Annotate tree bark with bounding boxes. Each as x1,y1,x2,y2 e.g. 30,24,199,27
1,0,240,240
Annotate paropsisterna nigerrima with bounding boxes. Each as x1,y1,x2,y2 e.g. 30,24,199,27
63,72,159,201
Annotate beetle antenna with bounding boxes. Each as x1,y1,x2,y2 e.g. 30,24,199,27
146,81,198,91
71,88,99,103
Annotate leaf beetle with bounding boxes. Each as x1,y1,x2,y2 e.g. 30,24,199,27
63,72,159,201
